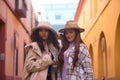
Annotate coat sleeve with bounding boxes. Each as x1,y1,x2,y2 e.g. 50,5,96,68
80,44,94,80
25,48,53,73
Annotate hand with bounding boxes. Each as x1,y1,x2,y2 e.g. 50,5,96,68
48,53,56,64
52,59,57,65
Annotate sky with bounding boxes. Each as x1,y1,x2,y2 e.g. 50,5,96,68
31,0,79,21
31,0,79,13
32,0,79,5
31,0,79,32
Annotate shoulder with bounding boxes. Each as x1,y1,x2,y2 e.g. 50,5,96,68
24,42,42,56
25,42,38,50
79,43,90,58
80,43,87,49
79,43,88,52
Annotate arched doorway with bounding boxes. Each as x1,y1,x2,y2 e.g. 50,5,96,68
115,15,120,80
98,32,107,80
89,44,94,67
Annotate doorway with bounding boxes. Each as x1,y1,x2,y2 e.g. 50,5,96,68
89,44,94,68
0,19,5,80
115,15,120,80
98,32,107,80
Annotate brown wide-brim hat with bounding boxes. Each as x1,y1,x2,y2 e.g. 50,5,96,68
59,20,85,33
32,21,57,36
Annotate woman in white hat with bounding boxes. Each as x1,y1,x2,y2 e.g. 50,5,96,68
57,20,93,80
23,21,60,80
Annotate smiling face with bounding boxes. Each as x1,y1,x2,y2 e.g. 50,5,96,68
64,29,76,43
39,28,49,40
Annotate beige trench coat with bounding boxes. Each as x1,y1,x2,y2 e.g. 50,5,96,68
22,42,58,80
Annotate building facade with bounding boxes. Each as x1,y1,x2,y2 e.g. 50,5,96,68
0,0,38,80
41,2,79,33
75,0,120,80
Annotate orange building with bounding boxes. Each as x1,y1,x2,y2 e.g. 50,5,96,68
75,0,120,80
0,0,38,80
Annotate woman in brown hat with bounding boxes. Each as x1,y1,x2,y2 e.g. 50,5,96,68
23,21,60,80
57,20,93,80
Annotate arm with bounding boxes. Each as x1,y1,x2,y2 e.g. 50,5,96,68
80,44,93,80
25,48,53,73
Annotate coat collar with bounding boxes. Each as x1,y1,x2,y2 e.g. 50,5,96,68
25,42,42,56
25,42,58,57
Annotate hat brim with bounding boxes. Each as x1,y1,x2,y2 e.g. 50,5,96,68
59,27,85,33
32,26,57,36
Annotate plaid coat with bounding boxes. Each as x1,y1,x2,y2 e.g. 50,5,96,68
57,43,93,80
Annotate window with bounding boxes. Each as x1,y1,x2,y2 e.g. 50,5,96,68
23,42,26,63
14,32,18,76
15,0,27,18
55,15,61,20
46,16,48,20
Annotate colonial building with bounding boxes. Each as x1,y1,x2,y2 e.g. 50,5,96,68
0,0,38,79
75,0,120,80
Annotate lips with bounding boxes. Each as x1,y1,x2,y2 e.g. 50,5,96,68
67,36,71,40
41,35,48,40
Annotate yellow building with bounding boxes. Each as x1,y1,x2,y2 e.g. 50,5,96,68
75,0,120,80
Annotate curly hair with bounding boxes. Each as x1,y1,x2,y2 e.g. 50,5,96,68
30,28,60,52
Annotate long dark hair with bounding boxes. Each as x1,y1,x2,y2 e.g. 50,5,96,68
30,28,60,52
58,29,84,72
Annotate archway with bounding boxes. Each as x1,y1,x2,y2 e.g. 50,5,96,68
89,44,94,67
115,15,120,80
98,32,107,80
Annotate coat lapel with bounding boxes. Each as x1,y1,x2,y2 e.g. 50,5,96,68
25,42,42,57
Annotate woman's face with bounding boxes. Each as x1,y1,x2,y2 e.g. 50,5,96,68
65,29,76,43
39,29,49,40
